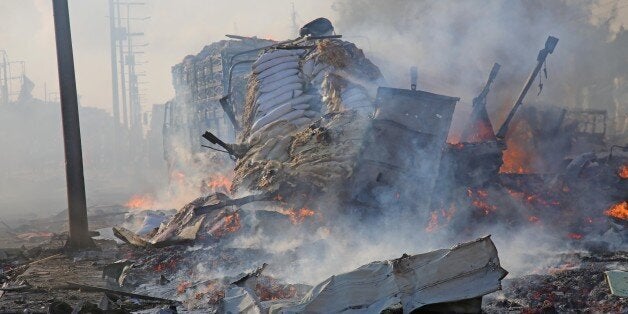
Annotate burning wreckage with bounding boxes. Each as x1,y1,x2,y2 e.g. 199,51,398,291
2,18,627,313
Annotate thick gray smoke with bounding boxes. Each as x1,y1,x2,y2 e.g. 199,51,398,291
331,0,627,140
254,0,628,283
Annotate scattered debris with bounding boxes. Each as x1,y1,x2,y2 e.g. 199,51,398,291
605,270,628,297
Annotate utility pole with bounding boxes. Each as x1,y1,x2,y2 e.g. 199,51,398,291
51,0,93,249
108,0,121,151
1,51,8,106
115,1,147,135
291,2,299,37
117,1,128,129
126,4,137,132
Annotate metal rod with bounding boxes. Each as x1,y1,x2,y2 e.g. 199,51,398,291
51,0,93,249
496,36,558,139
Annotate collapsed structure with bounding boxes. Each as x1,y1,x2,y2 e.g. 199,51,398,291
3,16,625,313
91,15,628,312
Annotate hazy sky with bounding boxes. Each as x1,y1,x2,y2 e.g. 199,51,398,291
1,1,625,114
0,0,336,112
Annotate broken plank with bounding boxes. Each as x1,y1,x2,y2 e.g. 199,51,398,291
194,191,277,215
112,227,150,248
5,253,64,277
63,281,179,303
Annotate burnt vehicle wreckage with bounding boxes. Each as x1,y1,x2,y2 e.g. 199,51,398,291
2,17,627,313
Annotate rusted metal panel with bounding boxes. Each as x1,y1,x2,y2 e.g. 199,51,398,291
350,87,459,211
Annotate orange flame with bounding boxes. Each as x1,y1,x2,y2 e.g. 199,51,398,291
425,204,457,233
507,189,559,207
125,194,155,209
280,207,317,224
499,120,535,174
211,212,242,237
500,142,533,174
567,233,583,240
425,212,439,232
467,188,497,215
206,174,232,191
447,133,461,145
618,164,628,179
604,201,628,220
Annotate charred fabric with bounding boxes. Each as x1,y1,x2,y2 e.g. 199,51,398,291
2,18,627,313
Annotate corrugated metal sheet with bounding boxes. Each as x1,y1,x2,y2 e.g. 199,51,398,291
269,236,507,313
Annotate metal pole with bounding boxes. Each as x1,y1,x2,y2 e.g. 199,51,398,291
126,4,138,132
496,36,558,139
117,1,128,129
1,51,8,106
51,0,93,249
109,0,120,138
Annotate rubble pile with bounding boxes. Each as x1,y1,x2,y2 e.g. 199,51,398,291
104,29,625,313
484,251,627,313
2,19,627,313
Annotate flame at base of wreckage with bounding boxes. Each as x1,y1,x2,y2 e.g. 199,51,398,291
2,18,626,314
107,23,625,312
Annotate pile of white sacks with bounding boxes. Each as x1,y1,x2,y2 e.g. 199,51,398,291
232,39,383,193
250,49,315,134
246,42,376,141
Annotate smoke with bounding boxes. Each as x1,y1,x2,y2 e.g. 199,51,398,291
331,0,627,142
0,98,167,220
240,0,628,284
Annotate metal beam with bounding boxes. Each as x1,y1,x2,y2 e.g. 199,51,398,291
51,0,93,249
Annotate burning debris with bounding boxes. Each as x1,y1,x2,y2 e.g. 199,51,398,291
2,10,627,313
92,20,627,313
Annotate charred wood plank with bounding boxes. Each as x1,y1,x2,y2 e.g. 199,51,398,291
63,281,179,303
112,227,150,248
193,191,277,215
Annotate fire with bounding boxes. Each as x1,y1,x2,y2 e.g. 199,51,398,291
499,120,535,174
467,188,497,215
125,194,155,209
449,142,465,149
425,205,457,233
567,233,583,240
618,164,628,179
462,119,495,143
153,258,178,273
177,281,192,294
500,141,533,173
211,211,242,237
280,207,317,224
604,201,628,220
507,189,559,208
425,211,439,232
199,281,226,304
447,132,461,145
254,277,298,301
205,174,232,191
